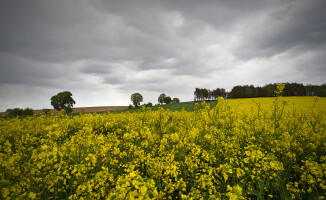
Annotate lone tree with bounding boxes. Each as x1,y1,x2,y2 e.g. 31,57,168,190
51,91,76,113
158,93,166,105
131,93,143,108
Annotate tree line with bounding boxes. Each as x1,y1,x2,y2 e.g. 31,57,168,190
194,83,326,101
228,83,326,98
194,88,226,101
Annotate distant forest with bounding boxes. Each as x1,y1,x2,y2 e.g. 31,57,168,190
194,83,326,101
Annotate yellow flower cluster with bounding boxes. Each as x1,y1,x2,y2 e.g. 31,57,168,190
274,82,285,96
0,96,325,199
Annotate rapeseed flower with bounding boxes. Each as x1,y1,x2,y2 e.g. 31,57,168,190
0,96,325,199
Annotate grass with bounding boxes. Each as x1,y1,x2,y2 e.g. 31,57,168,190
114,101,218,113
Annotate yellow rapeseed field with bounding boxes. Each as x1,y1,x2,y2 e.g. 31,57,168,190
1,94,325,199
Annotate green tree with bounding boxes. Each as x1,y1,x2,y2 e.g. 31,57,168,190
42,109,51,115
220,88,226,97
158,93,166,105
164,96,172,104
131,93,143,108
172,98,180,103
50,91,76,113
202,88,209,100
194,88,201,101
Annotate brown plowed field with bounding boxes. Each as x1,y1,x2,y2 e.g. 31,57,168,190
0,106,129,116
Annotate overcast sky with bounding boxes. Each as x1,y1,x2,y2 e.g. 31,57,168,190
0,0,325,111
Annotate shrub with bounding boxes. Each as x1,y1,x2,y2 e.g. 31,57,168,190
42,109,51,115
22,108,34,116
6,108,23,116
145,102,153,108
6,107,33,116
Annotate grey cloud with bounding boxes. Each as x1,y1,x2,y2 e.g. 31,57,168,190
233,0,326,59
81,64,114,74
92,0,274,31
0,54,64,86
0,0,103,63
162,0,270,30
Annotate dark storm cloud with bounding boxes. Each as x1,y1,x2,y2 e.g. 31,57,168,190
0,54,64,86
233,0,326,59
92,0,268,31
90,0,326,72
0,0,325,111
0,0,102,62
